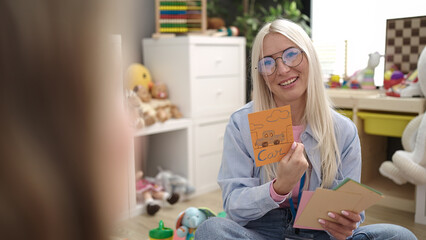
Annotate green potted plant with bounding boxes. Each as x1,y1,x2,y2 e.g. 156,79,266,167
234,0,310,48
207,0,311,101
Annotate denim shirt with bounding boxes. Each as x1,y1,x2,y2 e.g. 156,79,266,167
218,101,364,227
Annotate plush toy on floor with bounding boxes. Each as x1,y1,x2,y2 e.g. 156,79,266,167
176,207,216,240
136,171,180,216
379,47,426,185
155,167,195,196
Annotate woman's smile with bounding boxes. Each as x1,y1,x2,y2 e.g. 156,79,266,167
278,76,299,88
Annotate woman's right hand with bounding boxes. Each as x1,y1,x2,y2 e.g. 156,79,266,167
273,142,309,195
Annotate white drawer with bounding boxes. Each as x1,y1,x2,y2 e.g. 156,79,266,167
195,153,222,193
193,76,243,117
193,45,240,77
196,120,228,156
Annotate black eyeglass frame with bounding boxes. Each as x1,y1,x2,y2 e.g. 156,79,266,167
255,47,305,76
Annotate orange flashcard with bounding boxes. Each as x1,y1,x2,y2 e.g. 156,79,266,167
248,105,294,167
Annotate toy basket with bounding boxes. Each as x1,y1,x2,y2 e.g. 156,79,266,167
357,111,416,137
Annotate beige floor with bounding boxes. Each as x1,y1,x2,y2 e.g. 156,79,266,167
114,190,426,240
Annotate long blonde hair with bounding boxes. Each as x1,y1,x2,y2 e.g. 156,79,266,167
252,19,340,188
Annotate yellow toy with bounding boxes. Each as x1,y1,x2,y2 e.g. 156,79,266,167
127,63,153,91
328,74,341,88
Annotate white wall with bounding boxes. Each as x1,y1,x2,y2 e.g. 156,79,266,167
311,0,426,85
109,0,155,67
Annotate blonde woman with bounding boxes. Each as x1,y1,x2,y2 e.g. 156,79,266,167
196,19,416,240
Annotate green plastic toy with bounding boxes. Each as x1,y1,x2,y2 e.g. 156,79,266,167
149,220,173,240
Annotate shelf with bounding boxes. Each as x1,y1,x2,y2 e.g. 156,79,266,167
134,118,192,137
357,96,426,114
327,89,381,109
364,176,415,213
326,89,426,114
327,89,382,98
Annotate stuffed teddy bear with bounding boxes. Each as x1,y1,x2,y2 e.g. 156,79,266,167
134,84,152,102
379,47,426,185
127,63,183,125
155,167,195,196
126,63,157,127
136,171,180,216
207,17,225,30
125,90,146,129
176,207,216,240
132,85,156,126
150,82,183,122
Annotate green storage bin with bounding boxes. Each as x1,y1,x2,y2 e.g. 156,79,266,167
336,109,353,120
357,112,415,137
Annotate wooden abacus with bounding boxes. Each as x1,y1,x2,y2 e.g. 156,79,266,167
154,0,207,38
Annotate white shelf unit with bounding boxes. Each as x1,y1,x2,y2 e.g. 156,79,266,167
134,118,192,137
126,36,246,217
142,36,246,195
130,119,193,217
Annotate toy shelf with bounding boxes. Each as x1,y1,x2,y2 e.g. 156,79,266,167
134,118,192,136
130,118,194,217
327,89,426,225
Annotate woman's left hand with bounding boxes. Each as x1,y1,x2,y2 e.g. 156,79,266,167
318,210,361,240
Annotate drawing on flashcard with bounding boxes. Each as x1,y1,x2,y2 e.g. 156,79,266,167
248,105,294,167
255,130,285,148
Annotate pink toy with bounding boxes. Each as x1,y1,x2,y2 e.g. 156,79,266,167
136,171,180,216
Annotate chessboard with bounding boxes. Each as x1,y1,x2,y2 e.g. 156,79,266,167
385,16,426,73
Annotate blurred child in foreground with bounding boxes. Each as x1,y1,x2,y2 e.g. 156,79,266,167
0,1,133,239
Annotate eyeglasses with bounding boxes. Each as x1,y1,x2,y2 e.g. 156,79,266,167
257,47,304,75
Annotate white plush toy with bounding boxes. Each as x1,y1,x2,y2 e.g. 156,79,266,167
379,47,426,185
154,167,195,196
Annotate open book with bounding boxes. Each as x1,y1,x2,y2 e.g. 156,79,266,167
293,178,384,230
